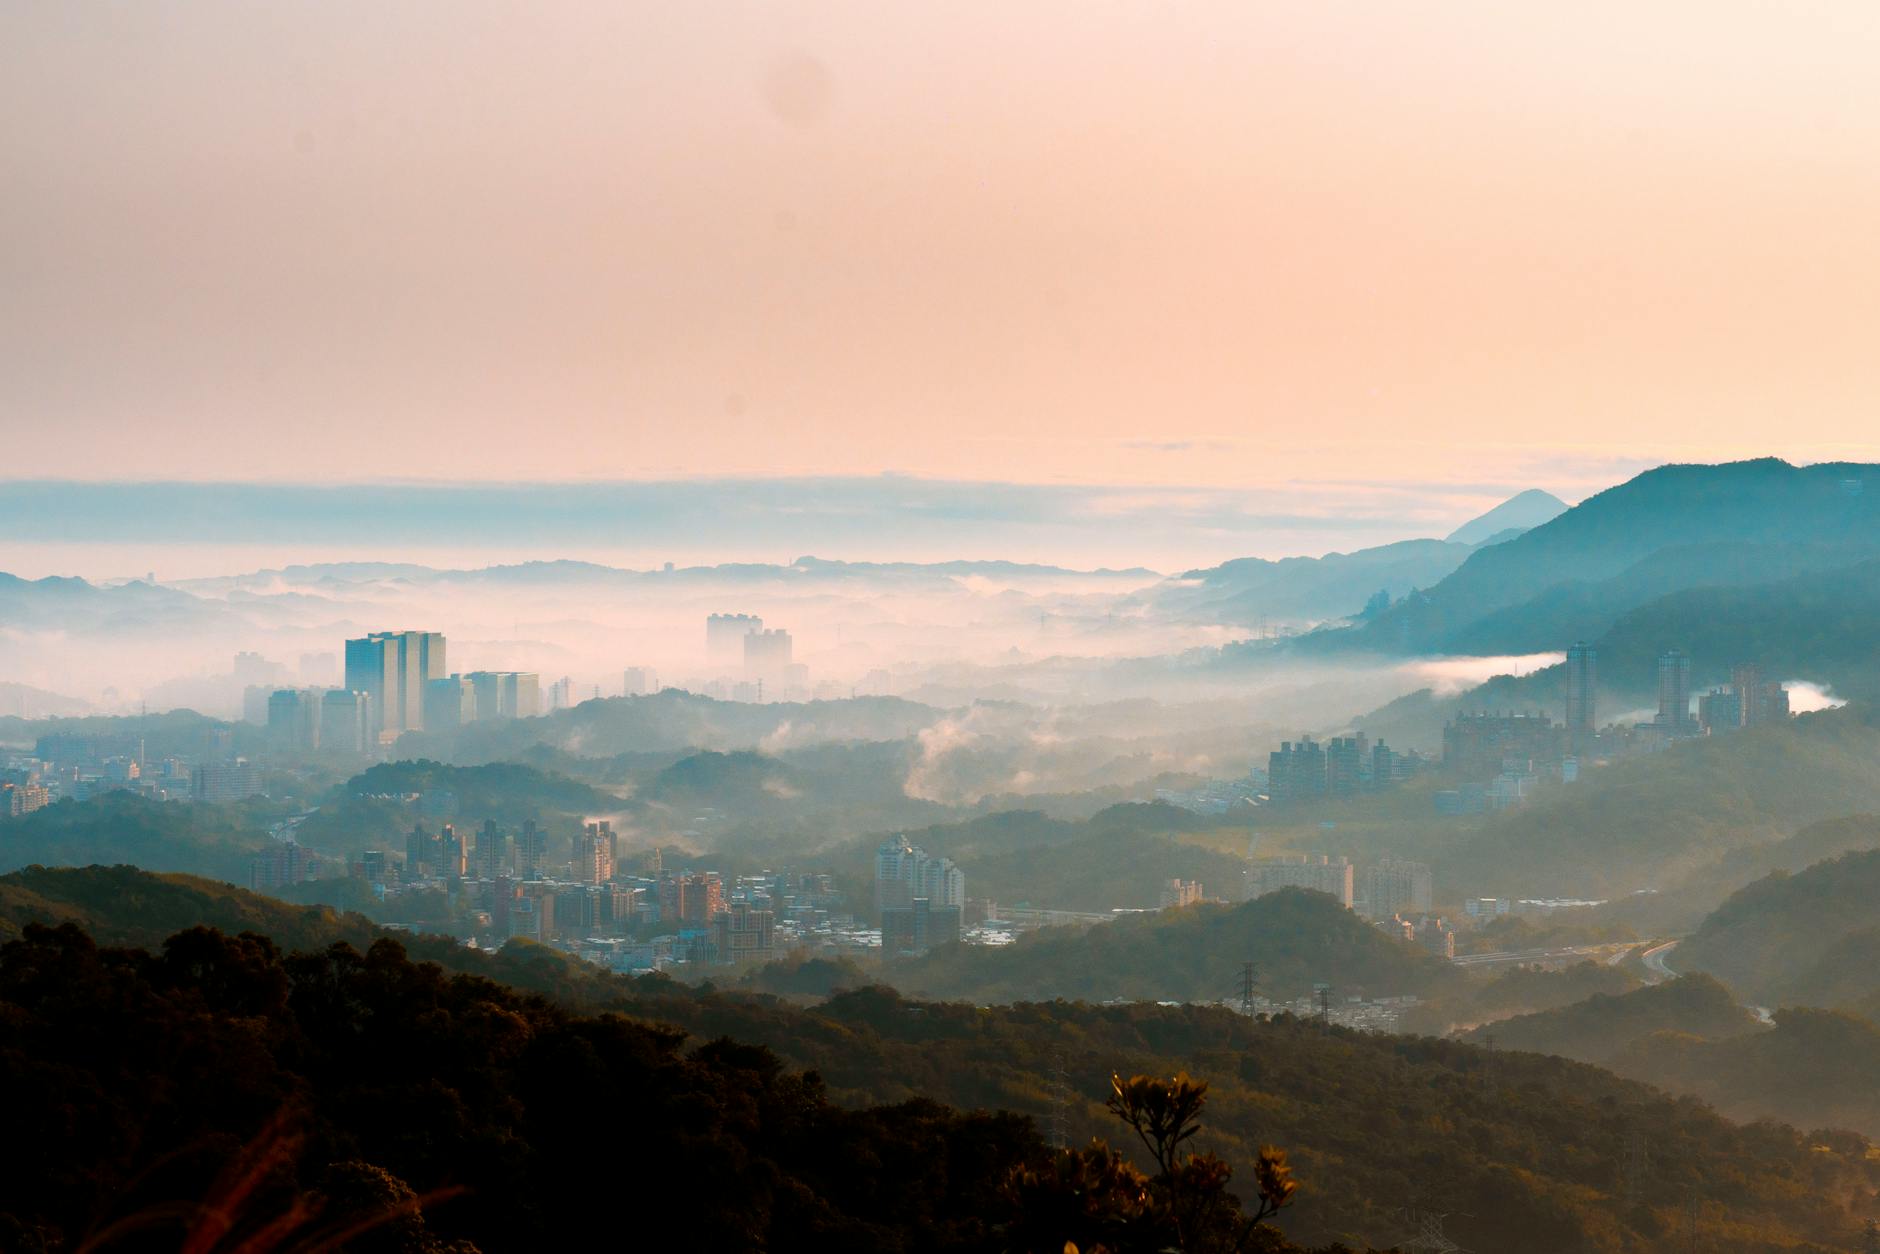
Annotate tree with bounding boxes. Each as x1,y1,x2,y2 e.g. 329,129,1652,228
1002,1071,1297,1254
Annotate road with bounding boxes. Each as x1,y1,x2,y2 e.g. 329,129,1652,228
1639,939,1679,979
1635,938,1773,1023
1451,942,1636,970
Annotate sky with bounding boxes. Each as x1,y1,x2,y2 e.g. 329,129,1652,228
7,2,1880,570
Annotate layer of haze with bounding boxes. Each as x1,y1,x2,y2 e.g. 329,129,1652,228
8,1,1880,507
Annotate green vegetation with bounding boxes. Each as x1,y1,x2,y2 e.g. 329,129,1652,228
1615,1006,1880,1139
888,888,1459,1005
338,759,622,816
1397,959,1641,1036
1678,846,1880,1007
1462,974,1760,1065
1431,705,1880,902
841,803,1253,915
0,793,271,881
8,865,1880,1250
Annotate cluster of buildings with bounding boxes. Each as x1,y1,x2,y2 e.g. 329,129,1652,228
703,613,808,701
1265,734,1428,804
256,631,544,754
1,734,268,814
257,815,860,972
1244,851,1456,957
873,834,967,956
1428,646,1792,815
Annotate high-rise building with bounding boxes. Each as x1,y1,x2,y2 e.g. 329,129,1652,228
1267,738,1327,803
743,628,793,679
1440,713,1562,780
344,631,446,738
1358,858,1433,920
707,613,763,662
577,820,616,884
406,824,442,877
423,676,476,732
515,819,546,880
622,667,658,697
466,671,541,720
266,688,322,752
320,689,373,754
2,781,51,817
250,840,306,891
1564,642,1597,748
192,759,264,803
874,835,965,915
1655,649,1693,731
881,898,962,956
677,871,726,924
439,824,466,878
1729,663,1762,727
1325,736,1365,799
474,819,508,881
710,901,777,964
1244,855,1354,908
1698,687,1742,734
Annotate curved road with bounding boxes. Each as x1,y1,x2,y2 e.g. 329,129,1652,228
1640,939,1680,979
1636,939,1773,1024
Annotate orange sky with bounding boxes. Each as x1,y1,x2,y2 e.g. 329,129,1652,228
6,1,1880,495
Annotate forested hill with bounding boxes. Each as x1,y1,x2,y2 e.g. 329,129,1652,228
1460,973,1761,1065
1326,458,1880,656
1678,846,1880,1008
887,888,1461,1005
5,866,1880,1251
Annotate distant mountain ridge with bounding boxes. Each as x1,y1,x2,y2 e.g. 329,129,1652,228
1332,459,1880,656
1445,488,1568,545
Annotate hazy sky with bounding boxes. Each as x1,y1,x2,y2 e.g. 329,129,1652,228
7,3,1880,538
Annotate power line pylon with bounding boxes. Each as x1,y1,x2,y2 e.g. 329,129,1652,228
1621,1130,1649,1205
1397,1207,1468,1253
1238,961,1260,1017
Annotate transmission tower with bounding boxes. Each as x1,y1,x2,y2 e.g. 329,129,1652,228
1314,982,1334,1028
1621,1130,1649,1205
1396,1208,1468,1253
1238,961,1260,1017
1047,1053,1072,1151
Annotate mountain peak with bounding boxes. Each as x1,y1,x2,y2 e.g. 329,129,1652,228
1446,489,1570,545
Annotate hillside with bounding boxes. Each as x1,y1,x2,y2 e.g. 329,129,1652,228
888,887,1458,1004
1397,959,1641,1036
0,793,271,881
1336,459,1880,655
1615,1007,1880,1139
833,803,1252,916
1425,705,1880,900
7,866,1880,1251
1461,974,1761,1065
1678,847,1880,1006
